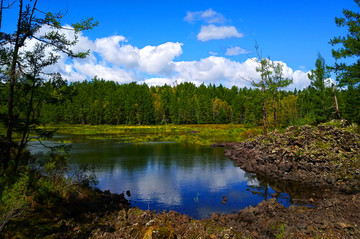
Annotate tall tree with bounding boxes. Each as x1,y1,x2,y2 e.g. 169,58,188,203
267,62,293,128
329,0,360,86
252,43,272,134
307,53,332,124
0,0,97,172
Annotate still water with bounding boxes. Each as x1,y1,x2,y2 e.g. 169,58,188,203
29,137,292,219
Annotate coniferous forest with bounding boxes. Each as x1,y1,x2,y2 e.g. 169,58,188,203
3,72,359,128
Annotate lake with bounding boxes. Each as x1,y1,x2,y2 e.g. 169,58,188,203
28,137,292,219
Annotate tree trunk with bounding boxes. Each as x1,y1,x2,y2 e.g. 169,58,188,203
262,82,267,135
14,78,36,171
273,90,277,128
4,0,23,171
332,84,341,119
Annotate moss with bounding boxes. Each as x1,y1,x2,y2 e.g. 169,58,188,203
156,226,174,238
39,124,256,145
131,207,144,216
315,141,331,149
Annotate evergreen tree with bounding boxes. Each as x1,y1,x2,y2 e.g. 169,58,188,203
329,0,360,86
307,53,332,124
268,62,293,127
342,85,360,123
252,43,272,134
195,84,212,124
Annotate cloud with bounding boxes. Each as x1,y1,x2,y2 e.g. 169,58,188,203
165,56,309,90
184,10,242,43
94,36,183,74
27,27,137,83
184,8,226,24
64,39,310,90
24,25,310,91
209,51,218,56
71,61,136,83
225,46,251,56
197,25,243,42
140,77,174,87
138,42,183,74
94,36,136,67
173,56,257,88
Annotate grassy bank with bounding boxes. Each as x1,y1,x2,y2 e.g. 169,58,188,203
39,124,264,145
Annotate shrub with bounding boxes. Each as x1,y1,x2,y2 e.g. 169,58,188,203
0,172,33,232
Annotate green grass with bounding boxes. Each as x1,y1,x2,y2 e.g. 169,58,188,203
38,124,264,145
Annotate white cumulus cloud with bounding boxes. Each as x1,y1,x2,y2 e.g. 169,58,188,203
184,8,226,24
24,25,310,91
71,61,136,83
225,46,251,56
164,56,310,90
94,36,183,74
140,77,175,87
138,42,183,74
95,36,138,67
197,25,243,42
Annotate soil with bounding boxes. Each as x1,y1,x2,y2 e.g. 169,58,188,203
3,121,360,238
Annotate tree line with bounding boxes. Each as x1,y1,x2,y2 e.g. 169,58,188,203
8,69,358,128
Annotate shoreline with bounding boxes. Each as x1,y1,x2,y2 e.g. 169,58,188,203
3,122,360,238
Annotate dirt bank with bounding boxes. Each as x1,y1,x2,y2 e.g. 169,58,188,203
46,190,360,238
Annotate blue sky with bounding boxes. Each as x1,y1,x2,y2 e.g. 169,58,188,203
3,0,359,89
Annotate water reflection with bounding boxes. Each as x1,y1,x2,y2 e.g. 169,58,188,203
28,139,293,219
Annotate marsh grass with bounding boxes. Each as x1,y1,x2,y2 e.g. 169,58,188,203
39,124,263,145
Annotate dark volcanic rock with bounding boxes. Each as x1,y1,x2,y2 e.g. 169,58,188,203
224,121,360,193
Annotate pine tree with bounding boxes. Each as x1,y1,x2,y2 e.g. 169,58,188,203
307,53,332,124
267,62,293,128
329,0,360,86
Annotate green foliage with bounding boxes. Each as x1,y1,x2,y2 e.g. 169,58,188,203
250,43,294,132
271,63,293,90
0,0,98,173
36,80,280,126
35,176,76,206
0,172,32,232
275,224,285,239
341,84,360,123
329,0,360,86
308,53,330,92
271,223,285,239
71,17,99,33
0,146,98,231
0,73,354,127
298,54,333,124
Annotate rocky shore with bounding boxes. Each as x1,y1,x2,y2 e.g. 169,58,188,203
54,189,360,238
222,122,360,193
